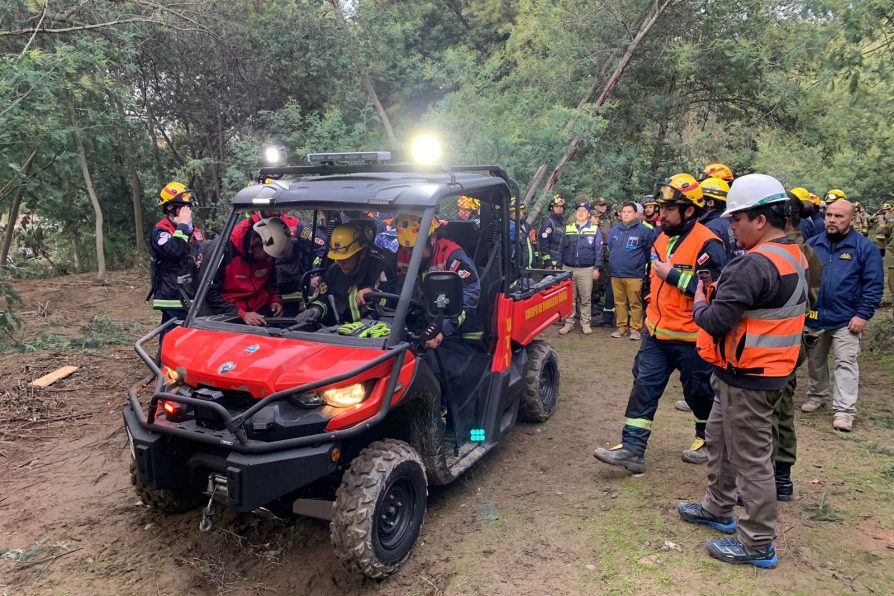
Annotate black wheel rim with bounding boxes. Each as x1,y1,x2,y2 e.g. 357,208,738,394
377,477,415,552
539,357,558,411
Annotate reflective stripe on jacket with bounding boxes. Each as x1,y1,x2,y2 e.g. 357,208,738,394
696,242,807,377
561,222,603,268
645,222,720,341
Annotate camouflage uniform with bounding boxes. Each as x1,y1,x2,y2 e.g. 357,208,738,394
876,209,894,298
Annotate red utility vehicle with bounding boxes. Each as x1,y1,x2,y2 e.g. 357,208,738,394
124,154,572,577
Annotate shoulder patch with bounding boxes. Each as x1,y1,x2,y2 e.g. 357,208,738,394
157,231,171,246
697,252,710,265
456,269,471,279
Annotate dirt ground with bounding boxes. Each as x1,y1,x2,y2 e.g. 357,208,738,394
1,271,893,595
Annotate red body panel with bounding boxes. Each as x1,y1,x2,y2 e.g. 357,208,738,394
161,327,416,430
490,278,573,372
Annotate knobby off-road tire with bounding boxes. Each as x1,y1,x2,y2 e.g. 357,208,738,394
330,439,428,578
129,461,203,514
519,340,560,423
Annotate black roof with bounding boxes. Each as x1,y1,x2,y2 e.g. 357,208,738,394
231,166,511,210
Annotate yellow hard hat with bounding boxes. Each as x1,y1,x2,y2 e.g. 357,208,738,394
327,224,365,261
158,181,192,207
395,213,440,248
701,163,734,182
807,192,821,206
656,173,704,208
700,177,730,203
881,203,893,211
825,189,847,204
789,187,811,203
456,196,480,211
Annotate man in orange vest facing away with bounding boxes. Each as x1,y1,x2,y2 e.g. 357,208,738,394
593,173,727,472
677,174,808,569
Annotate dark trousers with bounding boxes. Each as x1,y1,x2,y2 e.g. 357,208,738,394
621,330,714,455
702,375,780,549
772,371,797,471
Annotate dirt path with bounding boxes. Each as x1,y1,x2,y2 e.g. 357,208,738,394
2,272,893,594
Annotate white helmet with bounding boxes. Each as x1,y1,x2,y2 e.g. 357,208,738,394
253,217,291,258
723,174,788,217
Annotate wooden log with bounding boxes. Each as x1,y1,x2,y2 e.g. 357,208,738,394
30,365,79,388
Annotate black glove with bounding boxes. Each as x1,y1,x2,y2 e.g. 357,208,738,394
293,306,322,326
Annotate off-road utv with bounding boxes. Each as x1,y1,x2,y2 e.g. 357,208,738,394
124,153,573,578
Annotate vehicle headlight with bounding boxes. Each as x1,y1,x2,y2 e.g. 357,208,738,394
322,383,367,407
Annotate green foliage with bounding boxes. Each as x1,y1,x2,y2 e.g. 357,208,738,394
0,272,23,336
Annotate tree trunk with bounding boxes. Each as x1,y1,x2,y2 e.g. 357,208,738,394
0,150,37,267
68,99,107,284
112,95,146,254
61,175,81,271
328,0,398,147
526,0,674,224
522,164,548,210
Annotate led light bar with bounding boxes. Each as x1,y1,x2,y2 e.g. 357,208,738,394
307,151,392,163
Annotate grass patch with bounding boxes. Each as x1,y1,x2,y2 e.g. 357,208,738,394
1,314,143,353
803,492,844,523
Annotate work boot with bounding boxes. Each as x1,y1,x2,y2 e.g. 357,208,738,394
610,330,626,338
559,322,574,335
593,444,645,474
629,330,642,341
833,414,853,432
775,471,794,502
681,437,709,464
800,399,825,413
676,503,737,534
705,537,777,568
582,324,593,335
674,400,691,412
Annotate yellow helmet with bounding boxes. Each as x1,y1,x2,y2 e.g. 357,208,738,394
327,224,365,261
789,187,811,203
656,173,704,208
701,163,734,182
158,181,192,207
456,196,480,211
825,189,847,204
881,203,893,211
395,213,440,248
700,177,730,203
808,192,821,206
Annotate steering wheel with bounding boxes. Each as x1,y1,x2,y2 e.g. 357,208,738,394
364,292,440,349
300,267,327,303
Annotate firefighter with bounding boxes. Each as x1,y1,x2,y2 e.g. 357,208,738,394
205,217,288,325
239,210,327,316
592,197,615,326
698,177,740,261
389,212,485,439
824,188,847,206
456,196,481,224
788,187,818,240
538,195,567,268
593,173,727,472
149,181,205,334
509,197,535,269
854,202,871,236
296,223,388,330
643,195,661,227
808,192,824,233
679,173,809,569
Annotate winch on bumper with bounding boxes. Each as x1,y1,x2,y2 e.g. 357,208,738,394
124,405,340,512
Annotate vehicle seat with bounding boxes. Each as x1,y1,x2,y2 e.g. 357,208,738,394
438,220,478,258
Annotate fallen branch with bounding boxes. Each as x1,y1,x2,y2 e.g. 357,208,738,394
16,547,82,570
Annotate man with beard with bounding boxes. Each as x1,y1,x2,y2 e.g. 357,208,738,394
593,174,727,472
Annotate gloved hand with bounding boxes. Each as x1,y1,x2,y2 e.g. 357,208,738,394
293,306,322,326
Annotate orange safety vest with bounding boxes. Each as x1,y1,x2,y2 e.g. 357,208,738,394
696,242,807,378
645,223,720,341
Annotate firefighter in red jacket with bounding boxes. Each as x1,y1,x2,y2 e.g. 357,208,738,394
206,217,289,325
149,182,205,332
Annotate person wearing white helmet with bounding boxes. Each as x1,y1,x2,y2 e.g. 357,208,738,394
677,174,810,569
205,217,288,326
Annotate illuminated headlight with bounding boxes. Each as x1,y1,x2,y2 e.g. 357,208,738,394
322,383,367,407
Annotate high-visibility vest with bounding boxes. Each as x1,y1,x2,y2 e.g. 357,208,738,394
696,242,807,378
644,223,720,341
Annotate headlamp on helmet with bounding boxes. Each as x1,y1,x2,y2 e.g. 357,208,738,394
327,224,365,261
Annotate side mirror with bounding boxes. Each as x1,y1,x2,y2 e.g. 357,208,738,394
422,271,464,318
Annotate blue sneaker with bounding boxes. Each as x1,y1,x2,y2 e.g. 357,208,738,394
706,537,778,568
677,502,737,533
